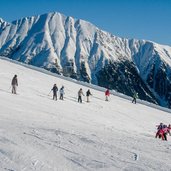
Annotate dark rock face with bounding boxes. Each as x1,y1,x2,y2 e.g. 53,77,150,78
146,60,171,107
96,60,158,104
79,61,90,83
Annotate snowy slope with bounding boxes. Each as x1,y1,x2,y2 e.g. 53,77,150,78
0,58,171,171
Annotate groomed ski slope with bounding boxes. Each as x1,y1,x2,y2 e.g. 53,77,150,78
0,58,171,171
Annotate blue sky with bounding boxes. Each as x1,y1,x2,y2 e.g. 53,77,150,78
0,0,171,46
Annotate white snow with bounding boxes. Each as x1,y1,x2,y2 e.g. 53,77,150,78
0,58,171,171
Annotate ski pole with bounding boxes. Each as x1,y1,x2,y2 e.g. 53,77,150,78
48,90,52,96
8,85,12,91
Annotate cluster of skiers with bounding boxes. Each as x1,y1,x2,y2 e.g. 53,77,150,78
155,123,171,141
10,75,139,104
51,84,64,101
51,86,93,103
11,74,111,103
77,88,93,103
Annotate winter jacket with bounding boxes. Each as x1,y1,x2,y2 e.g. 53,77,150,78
11,76,18,86
105,90,110,96
133,93,138,99
60,87,65,95
86,90,92,97
52,85,58,94
156,129,164,136
78,89,84,96
163,127,169,134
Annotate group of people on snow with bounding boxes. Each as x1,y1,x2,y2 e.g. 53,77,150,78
51,84,64,100
10,75,139,104
155,123,171,141
10,74,111,103
77,88,92,103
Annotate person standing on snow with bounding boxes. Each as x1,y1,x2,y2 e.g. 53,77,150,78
11,74,18,94
78,88,84,103
132,92,138,104
86,89,92,102
167,124,171,135
105,89,110,101
59,86,65,100
162,125,169,141
51,84,58,100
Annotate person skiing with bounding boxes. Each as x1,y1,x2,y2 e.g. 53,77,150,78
51,84,58,100
11,74,18,94
105,89,110,101
78,88,84,103
86,89,92,102
132,92,138,104
168,124,171,135
155,127,165,140
155,123,169,141
59,86,65,100
162,125,169,141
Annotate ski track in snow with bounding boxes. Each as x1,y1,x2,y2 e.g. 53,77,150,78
0,59,171,171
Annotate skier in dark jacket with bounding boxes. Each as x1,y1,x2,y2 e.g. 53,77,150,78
86,89,92,102
11,74,18,94
52,84,58,100
78,88,84,103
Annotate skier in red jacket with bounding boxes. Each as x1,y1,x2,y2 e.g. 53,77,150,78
105,89,110,101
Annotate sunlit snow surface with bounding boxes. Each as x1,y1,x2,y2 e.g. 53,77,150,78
0,58,171,171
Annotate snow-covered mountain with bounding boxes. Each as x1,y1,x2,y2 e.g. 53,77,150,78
1,12,171,107
1,57,171,171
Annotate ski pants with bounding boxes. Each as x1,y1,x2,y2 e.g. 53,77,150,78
132,98,136,104
87,96,90,102
78,96,82,103
12,85,17,94
60,94,64,100
53,93,57,100
105,95,109,101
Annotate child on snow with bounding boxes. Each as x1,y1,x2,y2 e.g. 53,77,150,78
155,123,170,141
86,89,92,102
59,86,65,100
